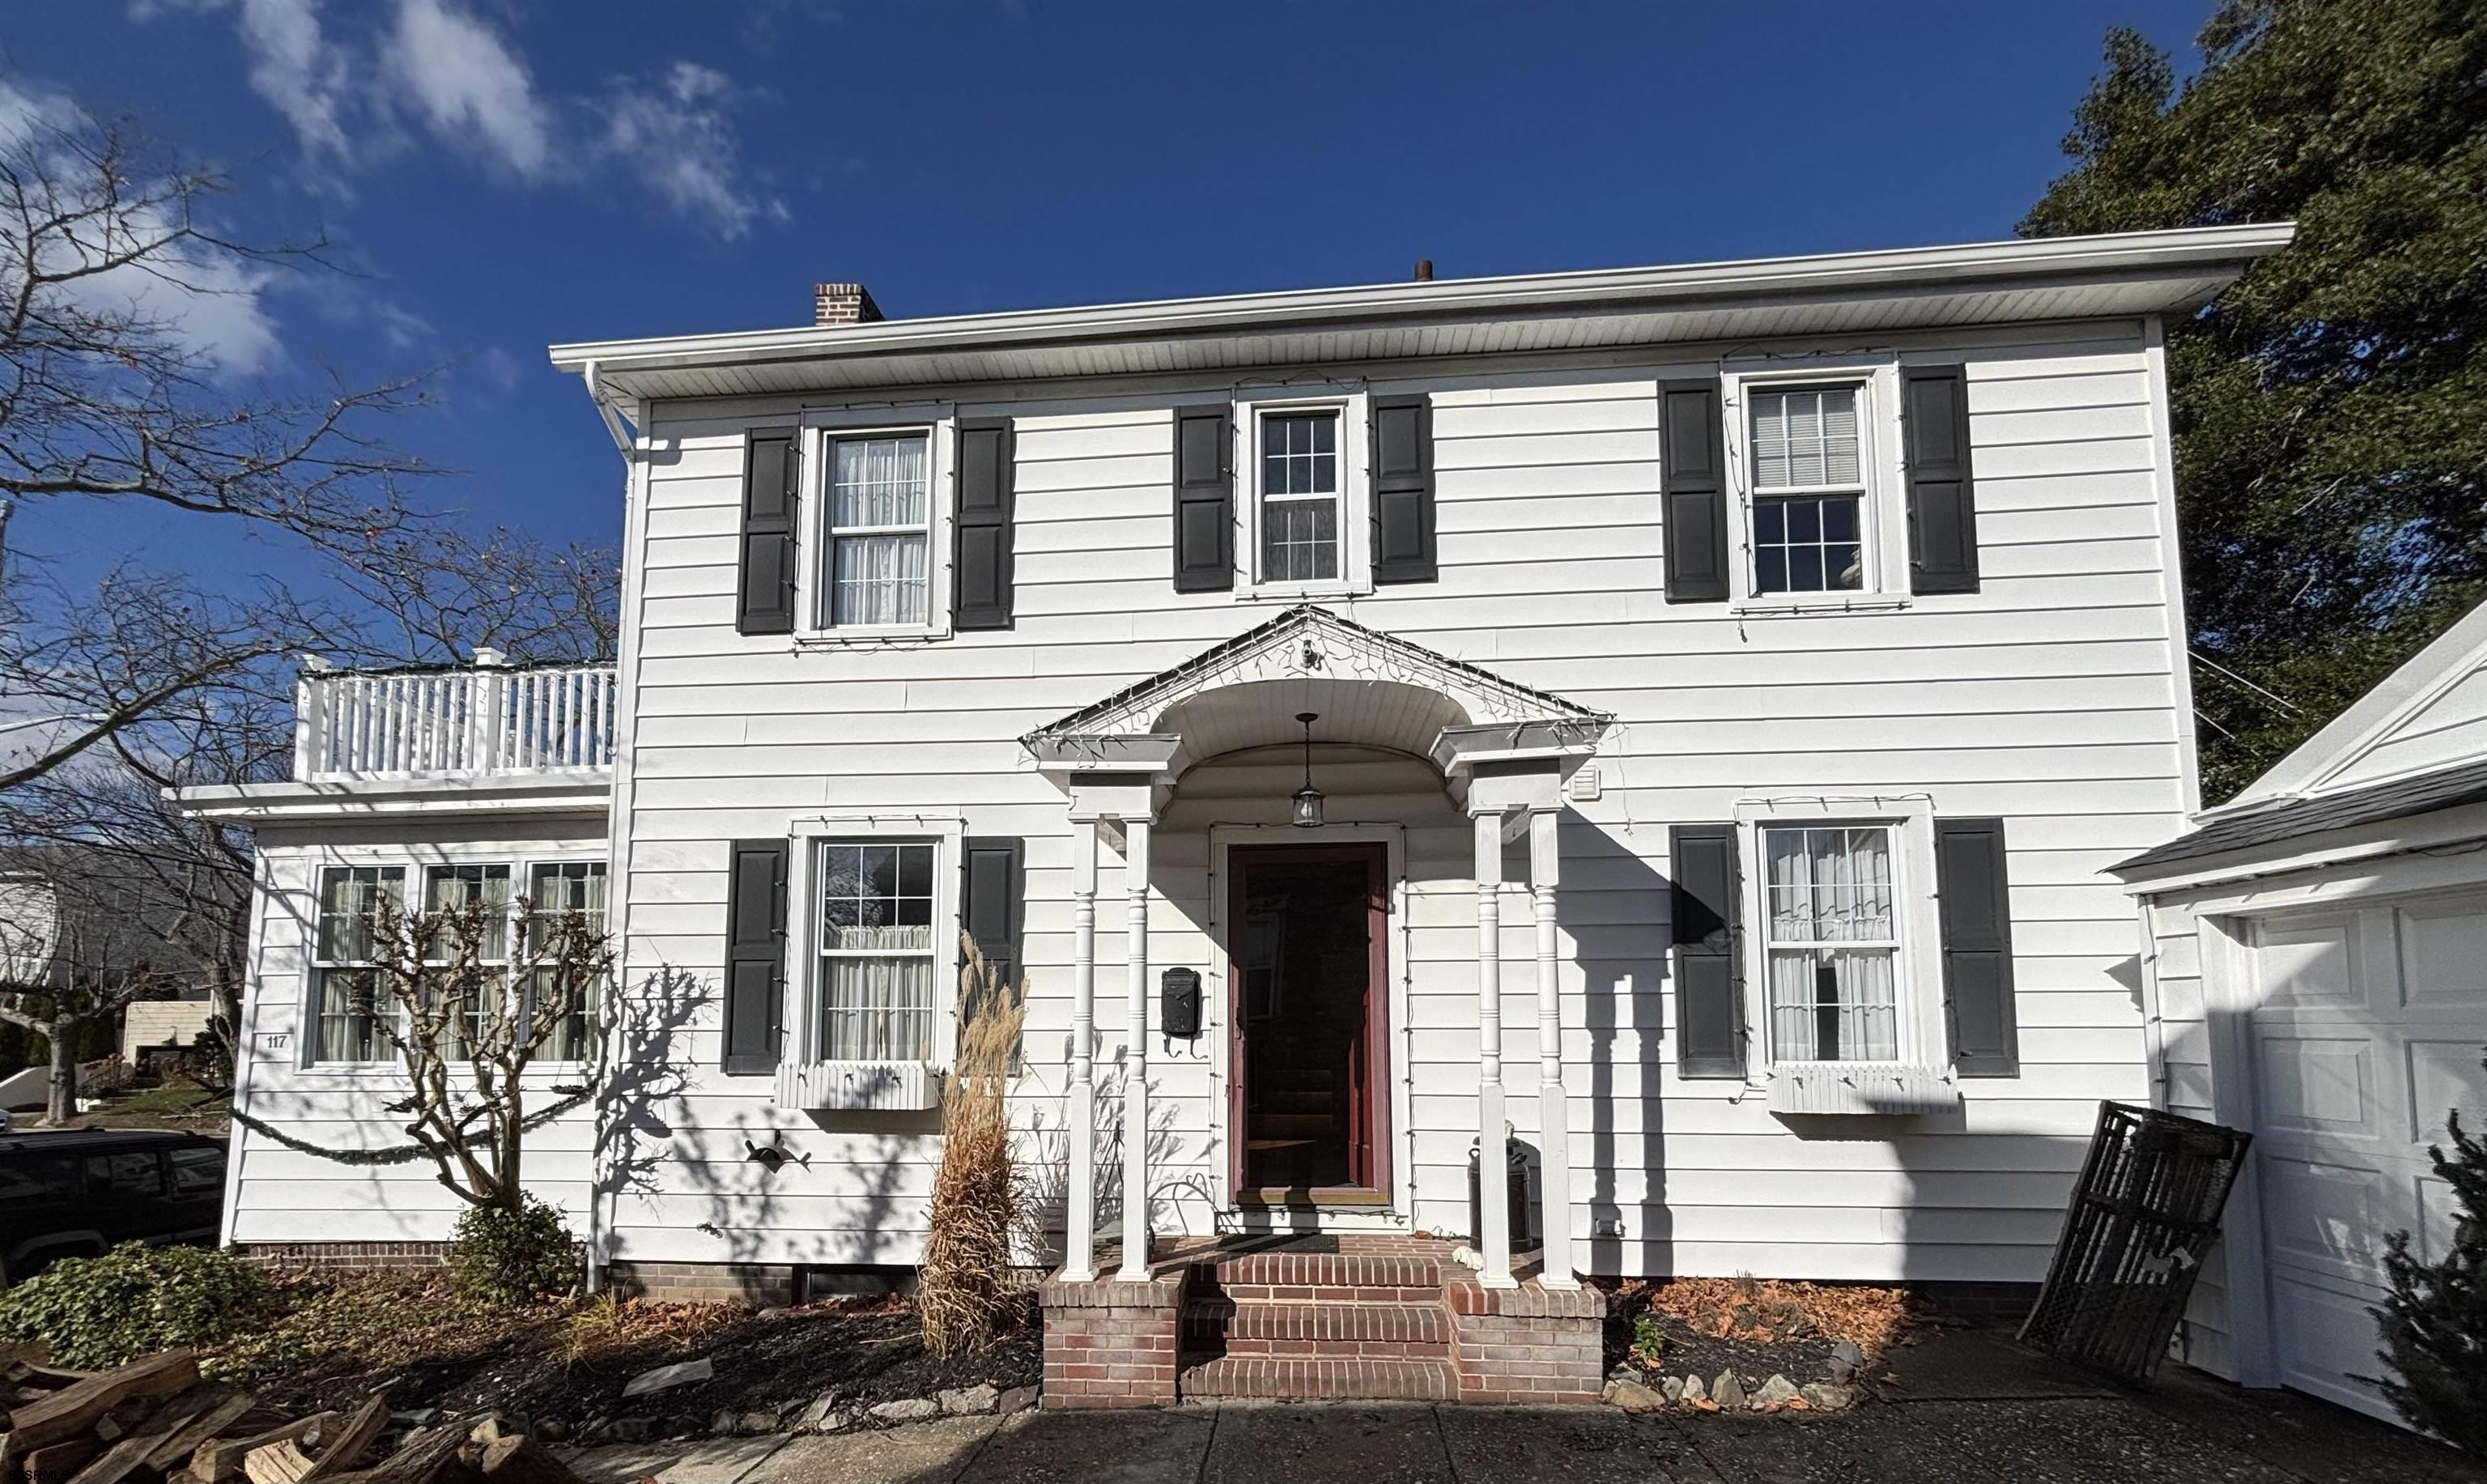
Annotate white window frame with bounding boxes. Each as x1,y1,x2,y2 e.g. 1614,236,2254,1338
794,406,956,643
1731,797,1945,1072
1720,359,1907,613
298,850,607,1072
523,859,610,1065
784,814,966,1071
1235,387,1371,600
308,864,404,1067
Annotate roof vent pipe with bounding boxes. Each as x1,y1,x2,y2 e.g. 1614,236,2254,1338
1413,260,1434,282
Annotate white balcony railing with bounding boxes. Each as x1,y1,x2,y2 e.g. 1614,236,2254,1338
295,654,618,780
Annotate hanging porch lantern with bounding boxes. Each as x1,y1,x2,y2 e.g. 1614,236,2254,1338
1290,711,1324,828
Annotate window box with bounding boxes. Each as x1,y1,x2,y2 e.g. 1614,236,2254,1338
1766,1063,1960,1116
775,1058,942,1112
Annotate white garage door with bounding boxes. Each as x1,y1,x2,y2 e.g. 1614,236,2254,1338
2250,895,2487,1422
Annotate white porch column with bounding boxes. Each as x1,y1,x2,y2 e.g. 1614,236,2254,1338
1116,816,1154,1282
1062,818,1099,1282
1529,807,1578,1288
1472,806,1516,1288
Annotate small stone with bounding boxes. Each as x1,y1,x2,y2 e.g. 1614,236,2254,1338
937,1384,997,1417
1800,1383,1854,1412
795,1393,843,1431
869,1397,940,1425
1752,1375,1801,1408
1602,1379,1663,1414
1826,1357,1857,1384
1679,1375,1706,1405
817,1411,852,1435
1829,1340,1864,1367
710,1410,738,1435
995,1385,1039,1417
533,1418,568,1444
1712,1371,1745,1410
736,1410,776,1435
1607,1366,1638,1385
1660,1376,1685,1403
608,1418,658,1444
625,1358,714,1399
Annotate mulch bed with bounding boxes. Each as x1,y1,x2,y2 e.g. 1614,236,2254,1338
230,1282,1038,1444
1595,1277,1942,1397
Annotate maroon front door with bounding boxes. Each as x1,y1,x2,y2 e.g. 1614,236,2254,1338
1228,843,1389,1201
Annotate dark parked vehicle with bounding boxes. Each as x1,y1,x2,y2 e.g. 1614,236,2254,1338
0,1129,227,1286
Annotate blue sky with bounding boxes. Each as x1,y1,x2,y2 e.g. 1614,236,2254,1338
6,0,2213,586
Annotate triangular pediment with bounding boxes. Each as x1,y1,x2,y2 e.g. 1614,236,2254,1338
1022,606,1607,768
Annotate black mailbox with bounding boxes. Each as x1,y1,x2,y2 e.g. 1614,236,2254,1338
1160,967,1202,1038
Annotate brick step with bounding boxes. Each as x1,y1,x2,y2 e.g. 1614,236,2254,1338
1187,1249,1443,1298
1178,1354,1456,1401
1180,1299,1451,1358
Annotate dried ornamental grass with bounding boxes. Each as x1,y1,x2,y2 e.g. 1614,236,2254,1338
918,931,1031,1356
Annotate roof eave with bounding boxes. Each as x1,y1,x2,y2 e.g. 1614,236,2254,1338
547,224,2295,385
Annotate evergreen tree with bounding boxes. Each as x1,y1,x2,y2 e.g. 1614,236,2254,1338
2023,1,2487,801
2370,1050,2487,1454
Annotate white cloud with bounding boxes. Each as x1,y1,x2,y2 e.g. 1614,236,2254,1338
236,0,351,160
383,0,554,179
476,346,521,390
0,80,283,378
597,62,780,240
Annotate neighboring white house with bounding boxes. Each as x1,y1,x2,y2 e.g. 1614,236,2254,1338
181,226,2297,1318
2116,599,2487,1427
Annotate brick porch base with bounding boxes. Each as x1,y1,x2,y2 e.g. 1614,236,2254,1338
1039,1235,1606,1409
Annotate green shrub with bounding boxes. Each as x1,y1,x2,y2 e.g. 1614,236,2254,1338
0,1243,270,1367
445,1195,579,1308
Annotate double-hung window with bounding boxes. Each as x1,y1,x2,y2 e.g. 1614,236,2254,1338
1748,385,1867,595
825,433,932,627
424,864,508,1057
1761,826,1900,1063
816,840,937,1061
527,861,607,1061
1259,411,1341,584
312,865,402,1063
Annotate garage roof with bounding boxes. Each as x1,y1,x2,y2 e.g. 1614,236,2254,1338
2113,756,2487,878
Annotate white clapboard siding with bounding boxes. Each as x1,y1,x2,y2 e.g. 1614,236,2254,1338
585,322,2189,1285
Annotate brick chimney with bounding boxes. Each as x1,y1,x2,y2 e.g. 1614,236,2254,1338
813,283,884,326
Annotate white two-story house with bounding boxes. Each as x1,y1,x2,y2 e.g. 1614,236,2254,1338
180,223,2294,1401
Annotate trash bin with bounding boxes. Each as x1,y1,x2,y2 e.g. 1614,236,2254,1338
1467,1136,1537,1250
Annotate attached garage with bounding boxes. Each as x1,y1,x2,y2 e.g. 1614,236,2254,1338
2119,605,2487,1427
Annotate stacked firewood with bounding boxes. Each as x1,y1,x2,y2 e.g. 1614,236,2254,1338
0,1354,579,1484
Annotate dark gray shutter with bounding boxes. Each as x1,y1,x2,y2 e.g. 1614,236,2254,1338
1936,818,2019,1076
737,431,799,635
1371,394,1436,585
954,419,1015,630
721,839,789,1074
1669,824,1745,1078
960,836,1024,992
1903,366,1980,594
1660,380,1729,603
1172,406,1233,592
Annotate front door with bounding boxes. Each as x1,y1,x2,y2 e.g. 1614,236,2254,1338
1229,844,1388,1203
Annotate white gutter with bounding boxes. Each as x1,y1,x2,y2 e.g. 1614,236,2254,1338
580,359,639,457
546,223,2295,378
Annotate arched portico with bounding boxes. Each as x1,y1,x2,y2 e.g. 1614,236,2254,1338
1023,606,1609,1289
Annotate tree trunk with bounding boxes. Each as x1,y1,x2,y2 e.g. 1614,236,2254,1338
45,1019,79,1124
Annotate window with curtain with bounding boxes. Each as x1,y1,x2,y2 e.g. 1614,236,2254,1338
817,840,937,1061
1259,410,1340,583
1749,385,1866,595
827,433,931,626
424,863,509,1057
1762,826,1900,1062
528,861,607,1061
312,865,402,1063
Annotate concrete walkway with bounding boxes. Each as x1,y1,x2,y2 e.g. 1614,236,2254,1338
563,1331,2483,1484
